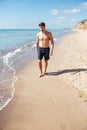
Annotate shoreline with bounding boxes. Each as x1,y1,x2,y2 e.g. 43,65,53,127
0,30,87,130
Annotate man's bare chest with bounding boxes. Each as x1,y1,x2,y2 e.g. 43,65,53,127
39,33,49,41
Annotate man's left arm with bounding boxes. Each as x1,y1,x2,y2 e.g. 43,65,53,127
50,33,54,56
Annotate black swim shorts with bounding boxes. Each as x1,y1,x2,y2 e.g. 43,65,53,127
38,47,50,60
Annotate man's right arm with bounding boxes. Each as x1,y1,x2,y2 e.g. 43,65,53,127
36,34,39,53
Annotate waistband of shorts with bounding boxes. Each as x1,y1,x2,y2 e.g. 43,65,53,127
39,47,50,50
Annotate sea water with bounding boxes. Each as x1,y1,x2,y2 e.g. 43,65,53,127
0,28,71,110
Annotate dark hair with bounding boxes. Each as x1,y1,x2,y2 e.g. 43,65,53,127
38,22,45,27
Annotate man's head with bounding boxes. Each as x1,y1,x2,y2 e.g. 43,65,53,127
39,22,45,27
38,22,46,31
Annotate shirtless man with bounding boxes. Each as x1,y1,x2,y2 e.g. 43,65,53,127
36,22,54,77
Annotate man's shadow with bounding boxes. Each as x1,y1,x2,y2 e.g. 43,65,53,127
46,68,87,76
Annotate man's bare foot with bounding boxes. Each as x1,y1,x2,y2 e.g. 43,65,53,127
43,72,46,76
39,72,47,78
39,73,43,78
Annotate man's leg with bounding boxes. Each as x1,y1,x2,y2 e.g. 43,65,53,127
44,59,48,75
38,60,43,77
43,47,50,75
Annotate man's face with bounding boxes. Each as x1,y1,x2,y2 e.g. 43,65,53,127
39,25,45,31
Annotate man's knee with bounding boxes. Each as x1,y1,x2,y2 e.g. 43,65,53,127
44,59,48,63
38,60,42,64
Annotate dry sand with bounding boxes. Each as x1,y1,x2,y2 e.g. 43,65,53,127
0,30,87,130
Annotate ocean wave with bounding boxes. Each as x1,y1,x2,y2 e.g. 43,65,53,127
0,49,18,110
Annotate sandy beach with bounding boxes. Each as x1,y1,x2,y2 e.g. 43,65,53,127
0,30,87,130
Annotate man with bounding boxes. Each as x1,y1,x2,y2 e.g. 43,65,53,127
36,22,54,77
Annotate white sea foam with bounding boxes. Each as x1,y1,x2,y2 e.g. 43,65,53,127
0,76,17,110
0,50,18,110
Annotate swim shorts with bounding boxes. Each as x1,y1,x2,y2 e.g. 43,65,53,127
38,47,50,60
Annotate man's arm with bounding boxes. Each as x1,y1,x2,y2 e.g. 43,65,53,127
50,33,54,56
36,34,39,53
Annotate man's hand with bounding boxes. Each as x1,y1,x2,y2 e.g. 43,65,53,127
50,50,53,56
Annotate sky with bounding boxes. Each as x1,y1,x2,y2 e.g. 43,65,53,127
0,0,87,29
